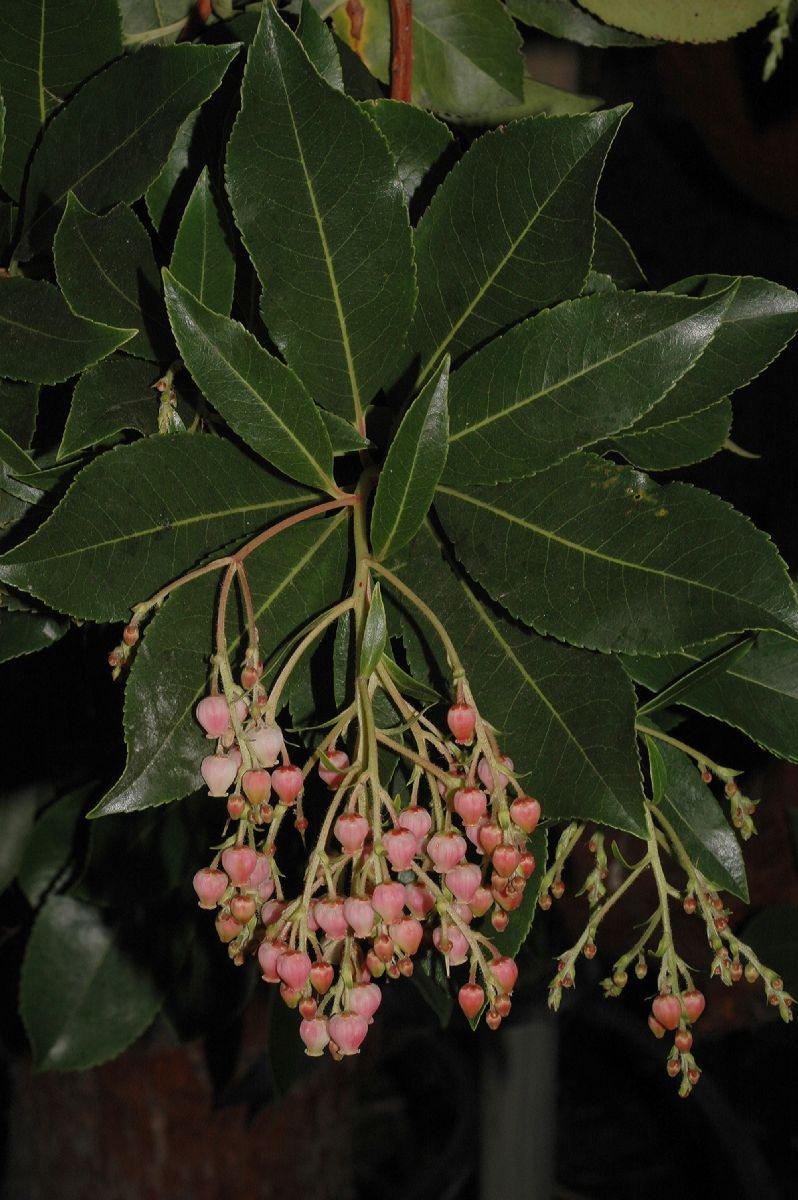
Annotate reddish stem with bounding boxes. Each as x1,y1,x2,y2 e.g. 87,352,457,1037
389,0,413,102
233,496,356,564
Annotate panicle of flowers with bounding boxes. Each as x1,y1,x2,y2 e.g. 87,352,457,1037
542,763,793,1098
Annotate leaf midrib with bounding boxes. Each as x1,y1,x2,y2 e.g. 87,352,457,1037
447,298,726,445
271,36,362,425
417,120,612,381
4,491,314,567
24,50,227,247
436,482,774,610
194,306,335,494
458,569,642,828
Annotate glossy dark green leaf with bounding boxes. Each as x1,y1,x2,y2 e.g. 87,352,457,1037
412,949,454,1026
320,409,371,455
163,271,336,493
644,736,667,805
297,1,343,90
592,213,645,288
410,0,524,114
54,195,172,361
362,99,452,204
59,357,159,460
0,422,36,475
456,72,601,124
0,200,16,263
0,278,134,385
95,514,349,815
381,651,441,705
741,906,798,996
0,0,122,202
613,275,798,468
145,111,200,233
334,0,523,115
507,0,653,46
611,397,732,471
0,435,314,621
226,4,415,422
624,633,798,763
17,43,237,258
170,167,235,317
435,452,798,654
20,894,163,1070
0,783,41,893
576,0,773,43
480,825,548,959
372,358,449,560
18,787,90,907
390,522,646,834
360,582,388,677
442,288,731,484
0,607,67,665
0,379,38,448
636,635,755,717
409,107,627,384
653,742,748,900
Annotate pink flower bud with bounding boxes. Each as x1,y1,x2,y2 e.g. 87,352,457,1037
510,796,541,834
310,961,335,994
478,823,503,854
272,764,304,806
469,886,493,917
398,806,432,840
260,898,285,929
465,819,489,848
258,878,276,903
371,882,406,922
221,846,258,885
445,863,482,902
276,949,312,991
453,902,473,925
334,813,369,852
382,828,417,871
249,854,271,888
258,940,286,982
458,983,485,1020
433,925,469,965
404,882,435,918
454,787,487,825
280,983,302,1008
427,832,467,872
314,898,348,940
447,703,476,745
300,1017,330,1056
215,912,240,943
230,895,256,924
492,845,521,877
242,769,271,806
201,754,238,797
478,754,513,791
319,748,350,789
196,696,231,739
347,983,382,1021
329,1013,369,1056
248,724,284,767
389,917,424,956
343,897,375,937
192,868,228,909
489,956,519,994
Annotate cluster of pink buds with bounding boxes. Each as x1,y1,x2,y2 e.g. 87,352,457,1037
192,664,542,1058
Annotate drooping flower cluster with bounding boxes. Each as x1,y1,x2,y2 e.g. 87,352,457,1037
191,657,541,1058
